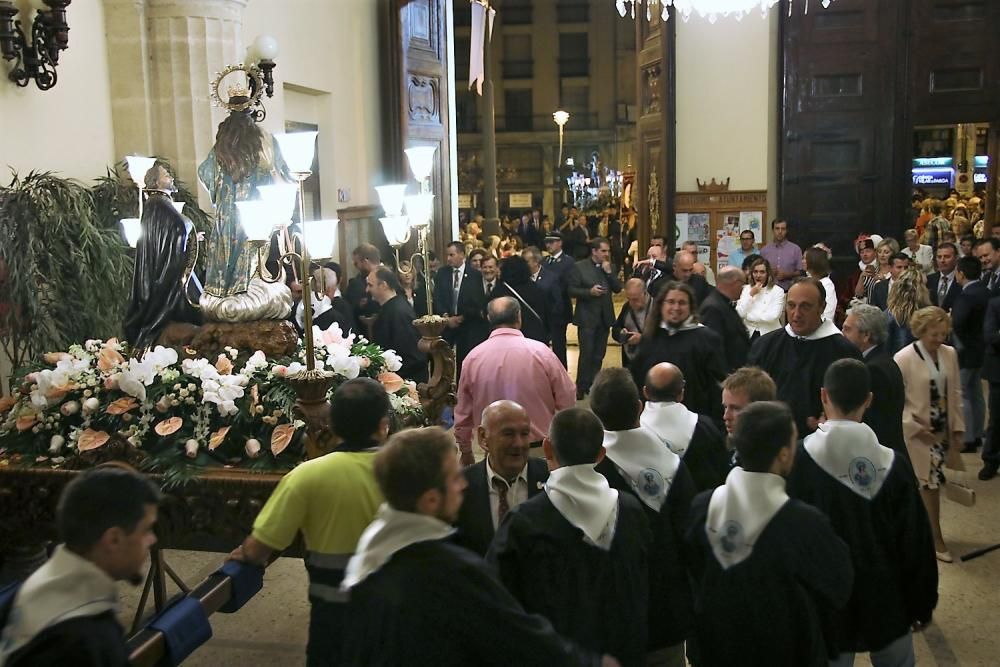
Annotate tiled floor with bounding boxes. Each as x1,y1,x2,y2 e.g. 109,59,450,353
117,323,1000,666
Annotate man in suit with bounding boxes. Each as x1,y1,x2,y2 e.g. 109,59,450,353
698,266,751,373
344,243,381,333
981,297,1000,479
543,232,576,367
841,304,908,462
869,253,911,311
480,255,500,298
433,241,488,379
567,237,623,399
926,242,961,312
523,245,559,339
453,400,549,557
975,238,1000,296
952,255,990,453
633,242,673,297
669,250,711,306
367,266,428,383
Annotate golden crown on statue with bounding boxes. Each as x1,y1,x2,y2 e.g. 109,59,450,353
209,63,264,113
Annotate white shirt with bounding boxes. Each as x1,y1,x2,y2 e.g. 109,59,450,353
736,283,785,335
819,276,837,323
903,244,934,274
486,457,529,529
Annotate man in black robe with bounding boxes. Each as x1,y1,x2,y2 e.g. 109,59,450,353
787,360,937,666
367,266,427,383
684,401,854,667
841,304,909,463
344,244,381,335
640,363,728,492
747,278,862,436
339,427,612,666
698,266,751,373
123,163,202,350
590,368,696,665
489,407,651,667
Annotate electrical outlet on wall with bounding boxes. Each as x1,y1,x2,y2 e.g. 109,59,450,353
337,188,350,203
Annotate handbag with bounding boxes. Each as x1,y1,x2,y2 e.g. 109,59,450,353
944,468,976,507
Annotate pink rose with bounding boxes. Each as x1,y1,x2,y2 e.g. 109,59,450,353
215,354,234,375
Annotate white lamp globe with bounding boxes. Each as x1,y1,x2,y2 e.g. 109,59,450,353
257,184,298,225
303,219,339,260
120,218,142,248
253,34,279,61
125,156,157,189
375,184,409,218
552,110,570,127
379,216,411,247
404,194,434,229
404,146,437,183
236,200,275,242
274,132,318,175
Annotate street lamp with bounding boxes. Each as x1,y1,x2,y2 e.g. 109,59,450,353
553,110,570,210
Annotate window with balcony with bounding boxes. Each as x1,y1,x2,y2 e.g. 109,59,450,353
559,32,589,77
503,90,533,132
502,34,533,79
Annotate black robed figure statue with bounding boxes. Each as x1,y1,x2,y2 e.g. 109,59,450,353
123,163,203,351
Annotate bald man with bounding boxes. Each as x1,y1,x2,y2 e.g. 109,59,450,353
699,265,751,372
612,278,652,365
670,251,711,304
640,363,729,492
453,401,550,557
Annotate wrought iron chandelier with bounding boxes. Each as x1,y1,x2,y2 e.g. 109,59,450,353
616,0,834,23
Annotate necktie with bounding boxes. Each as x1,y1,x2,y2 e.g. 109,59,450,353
452,269,460,311
990,272,998,291
546,256,556,265
938,276,948,304
487,280,494,293
492,477,511,524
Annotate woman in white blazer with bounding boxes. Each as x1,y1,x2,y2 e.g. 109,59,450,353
736,257,785,339
894,306,965,562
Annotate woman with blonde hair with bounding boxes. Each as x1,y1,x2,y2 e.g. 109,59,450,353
894,306,965,561
886,268,931,354
736,257,786,338
876,237,900,280
902,228,934,273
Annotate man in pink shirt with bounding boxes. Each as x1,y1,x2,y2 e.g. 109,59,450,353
455,296,576,465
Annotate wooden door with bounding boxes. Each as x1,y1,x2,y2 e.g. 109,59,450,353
779,0,908,257
634,9,675,255
380,0,454,260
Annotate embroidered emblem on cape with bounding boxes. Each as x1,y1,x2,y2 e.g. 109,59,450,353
719,520,742,554
639,468,663,498
849,457,876,489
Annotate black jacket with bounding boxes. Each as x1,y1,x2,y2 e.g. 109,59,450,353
453,458,549,557
927,272,961,312
568,259,623,329
869,279,890,311
543,253,576,323
0,609,129,667
371,296,428,383
629,327,727,420
491,280,551,344
862,345,909,464
951,281,990,368
433,263,489,356
698,289,751,373
983,296,1000,382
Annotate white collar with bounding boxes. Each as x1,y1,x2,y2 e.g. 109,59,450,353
0,546,120,663
640,401,699,457
552,251,563,259
706,468,789,569
486,457,528,487
659,316,703,335
783,319,841,340
803,420,895,499
545,465,620,550
602,427,681,511
341,504,455,590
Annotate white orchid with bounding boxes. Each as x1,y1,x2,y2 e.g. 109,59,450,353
202,373,247,416
381,349,403,373
182,357,215,379
118,358,156,401
143,345,178,372
242,350,268,375
324,345,361,380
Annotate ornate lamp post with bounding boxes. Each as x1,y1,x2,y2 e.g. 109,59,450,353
553,110,570,213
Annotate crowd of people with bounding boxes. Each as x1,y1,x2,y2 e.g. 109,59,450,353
4,195,998,666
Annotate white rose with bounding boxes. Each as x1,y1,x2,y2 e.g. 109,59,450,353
49,434,65,454
83,397,100,412
184,439,199,458
245,438,262,458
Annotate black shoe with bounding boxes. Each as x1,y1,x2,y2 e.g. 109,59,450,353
978,463,998,481
576,389,587,401
962,441,980,454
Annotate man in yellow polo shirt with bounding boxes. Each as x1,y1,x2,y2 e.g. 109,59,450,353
229,377,390,667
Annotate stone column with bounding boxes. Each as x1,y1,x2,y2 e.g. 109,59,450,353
103,0,154,160
145,0,246,202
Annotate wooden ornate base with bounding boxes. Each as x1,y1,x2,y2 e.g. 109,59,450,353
414,316,456,425
157,319,298,359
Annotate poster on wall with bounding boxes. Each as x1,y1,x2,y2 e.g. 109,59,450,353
675,213,689,248
687,213,710,246
739,211,763,243
696,244,711,267
717,230,738,273
723,214,741,237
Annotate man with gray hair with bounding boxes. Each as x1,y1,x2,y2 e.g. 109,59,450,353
454,297,575,465
699,265,751,372
842,304,907,458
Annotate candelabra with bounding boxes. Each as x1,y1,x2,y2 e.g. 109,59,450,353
0,0,72,90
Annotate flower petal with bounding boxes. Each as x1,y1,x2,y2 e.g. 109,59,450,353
270,424,295,457
154,416,183,436
106,397,139,415
209,426,231,450
78,429,110,451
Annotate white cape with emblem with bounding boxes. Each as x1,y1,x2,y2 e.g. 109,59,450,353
602,427,680,512
804,420,895,500
640,401,699,457
706,467,789,569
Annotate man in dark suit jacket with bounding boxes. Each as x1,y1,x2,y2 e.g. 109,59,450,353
926,242,960,312
870,253,912,311
453,401,549,557
543,232,577,367
567,237,623,399
841,304,909,464
345,243,382,333
671,250,711,306
952,255,990,452
433,241,488,379
368,266,428,383
975,238,1000,297
981,297,1000,479
698,266,751,373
